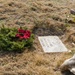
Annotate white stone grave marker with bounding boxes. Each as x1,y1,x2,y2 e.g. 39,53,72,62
38,36,68,53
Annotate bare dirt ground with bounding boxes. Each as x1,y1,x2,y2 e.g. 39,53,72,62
0,0,75,75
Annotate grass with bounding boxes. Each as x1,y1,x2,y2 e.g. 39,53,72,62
0,0,75,75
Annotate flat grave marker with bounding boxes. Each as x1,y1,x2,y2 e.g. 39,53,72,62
38,36,68,53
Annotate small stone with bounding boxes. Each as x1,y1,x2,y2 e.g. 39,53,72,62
70,9,75,15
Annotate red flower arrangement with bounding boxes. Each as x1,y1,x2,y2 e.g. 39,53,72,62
0,26,34,52
16,29,31,39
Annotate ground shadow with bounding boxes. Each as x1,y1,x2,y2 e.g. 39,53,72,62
32,26,65,36
61,70,75,75
0,46,36,58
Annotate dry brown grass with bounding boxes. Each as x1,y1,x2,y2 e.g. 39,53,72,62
0,0,75,75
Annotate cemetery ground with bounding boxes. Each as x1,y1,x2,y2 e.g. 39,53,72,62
0,0,75,75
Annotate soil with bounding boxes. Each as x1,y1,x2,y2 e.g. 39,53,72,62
0,0,75,75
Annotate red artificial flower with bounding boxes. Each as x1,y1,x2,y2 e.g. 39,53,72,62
23,35,29,39
18,29,26,33
26,30,31,36
16,34,20,37
16,29,31,40
19,36,24,39
23,30,31,39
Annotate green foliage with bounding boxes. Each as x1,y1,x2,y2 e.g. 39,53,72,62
0,26,34,52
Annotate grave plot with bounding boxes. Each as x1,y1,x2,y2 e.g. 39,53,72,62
0,0,75,75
